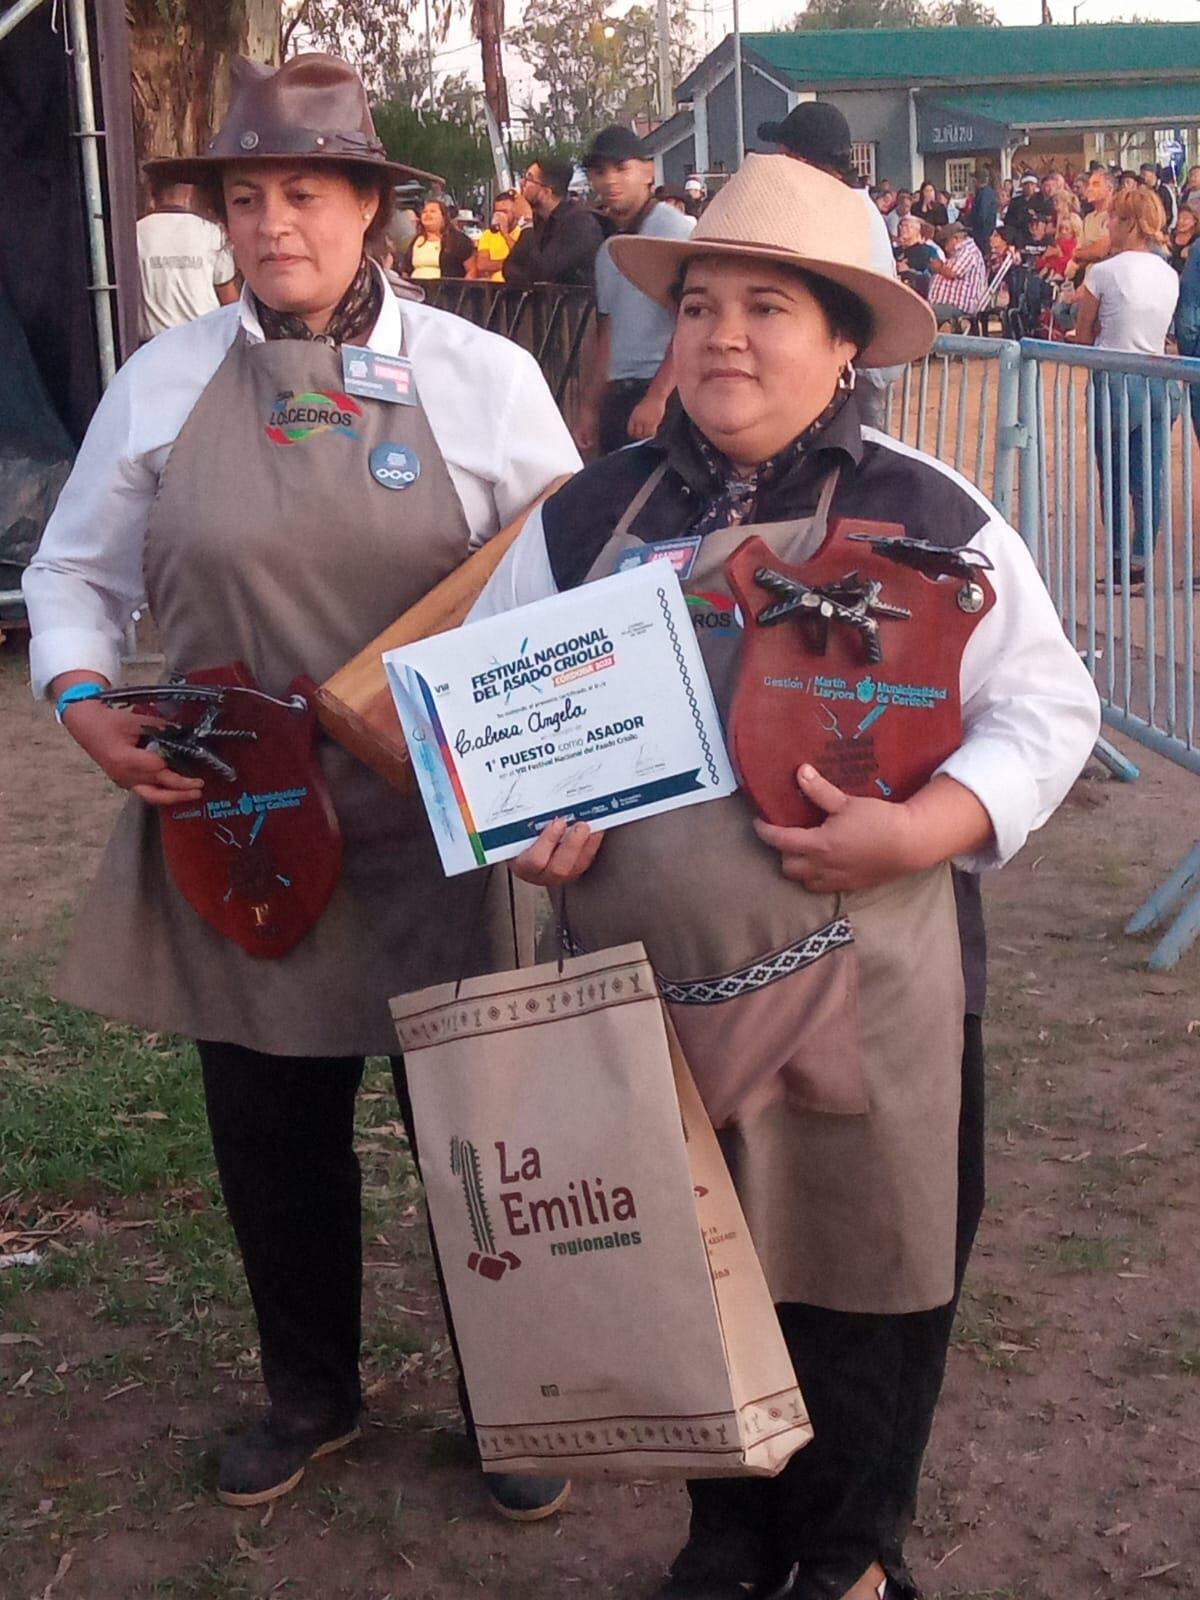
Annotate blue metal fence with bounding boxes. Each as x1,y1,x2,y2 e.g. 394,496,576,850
895,333,1199,967
1013,340,1200,970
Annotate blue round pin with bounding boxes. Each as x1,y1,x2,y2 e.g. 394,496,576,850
369,442,421,490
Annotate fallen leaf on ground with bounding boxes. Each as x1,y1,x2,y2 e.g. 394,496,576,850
40,1550,73,1600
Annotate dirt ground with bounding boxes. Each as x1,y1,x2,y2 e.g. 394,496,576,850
1,633,1198,1600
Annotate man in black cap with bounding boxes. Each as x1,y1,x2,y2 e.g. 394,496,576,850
1002,172,1050,248
576,125,695,455
757,101,902,428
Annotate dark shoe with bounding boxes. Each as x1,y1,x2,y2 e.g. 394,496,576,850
651,1571,795,1599
1098,564,1146,591
217,1411,362,1507
485,1471,571,1522
652,1555,795,1599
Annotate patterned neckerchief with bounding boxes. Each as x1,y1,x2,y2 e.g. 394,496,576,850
686,386,850,539
254,256,382,348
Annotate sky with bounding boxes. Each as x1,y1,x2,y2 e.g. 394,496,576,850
425,0,1200,109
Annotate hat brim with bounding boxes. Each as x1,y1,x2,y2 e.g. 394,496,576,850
607,234,937,368
143,151,437,187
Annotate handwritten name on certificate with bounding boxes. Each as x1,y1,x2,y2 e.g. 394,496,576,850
383,563,736,876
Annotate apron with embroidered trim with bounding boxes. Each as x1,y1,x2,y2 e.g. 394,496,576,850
563,462,966,1314
57,327,517,1055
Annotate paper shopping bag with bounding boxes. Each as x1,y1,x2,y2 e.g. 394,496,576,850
390,942,812,1479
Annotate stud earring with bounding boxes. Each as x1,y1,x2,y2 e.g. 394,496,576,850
838,362,858,393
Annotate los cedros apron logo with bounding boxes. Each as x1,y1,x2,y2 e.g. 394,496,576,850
686,590,741,634
451,1136,641,1283
265,389,362,445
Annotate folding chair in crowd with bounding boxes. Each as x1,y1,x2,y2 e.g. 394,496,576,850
967,255,1014,338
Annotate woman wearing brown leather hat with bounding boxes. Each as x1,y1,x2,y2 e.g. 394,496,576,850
23,53,579,1516
471,154,1099,1600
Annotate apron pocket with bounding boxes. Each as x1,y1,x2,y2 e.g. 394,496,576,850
659,918,867,1129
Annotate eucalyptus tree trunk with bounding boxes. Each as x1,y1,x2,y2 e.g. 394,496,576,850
127,0,280,180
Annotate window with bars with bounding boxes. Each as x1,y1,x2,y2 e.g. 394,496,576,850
850,141,877,185
946,158,975,198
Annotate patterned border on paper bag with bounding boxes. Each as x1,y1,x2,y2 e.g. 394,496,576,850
475,1387,809,1464
392,955,654,1052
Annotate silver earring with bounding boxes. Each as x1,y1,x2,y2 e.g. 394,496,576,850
838,362,857,393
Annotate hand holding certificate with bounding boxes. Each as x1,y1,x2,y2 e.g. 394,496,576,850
383,564,736,876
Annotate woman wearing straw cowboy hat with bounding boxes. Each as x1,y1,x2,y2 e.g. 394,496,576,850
23,53,579,1515
471,155,1099,1599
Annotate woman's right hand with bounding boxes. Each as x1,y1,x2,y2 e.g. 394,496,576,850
61,700,205,808
510,818,603,887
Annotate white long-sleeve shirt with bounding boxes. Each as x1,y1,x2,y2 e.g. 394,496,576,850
24,278,582,698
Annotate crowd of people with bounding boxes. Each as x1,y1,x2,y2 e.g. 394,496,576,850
872,157,1198,338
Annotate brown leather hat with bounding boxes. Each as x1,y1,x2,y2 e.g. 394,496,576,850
144,53,435,186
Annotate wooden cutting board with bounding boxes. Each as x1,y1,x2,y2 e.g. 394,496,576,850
316,478,569,792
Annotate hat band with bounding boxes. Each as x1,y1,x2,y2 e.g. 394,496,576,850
211,125,387,161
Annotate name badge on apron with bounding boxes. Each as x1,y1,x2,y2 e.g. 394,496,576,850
615,535,702,581
341,347,419,406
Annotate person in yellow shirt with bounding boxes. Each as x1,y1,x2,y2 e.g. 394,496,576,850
469,192,522,281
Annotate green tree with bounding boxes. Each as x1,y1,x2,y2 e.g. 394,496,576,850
371,99,493,197
511,0,695,142
927,0,999,23
790,0,924,28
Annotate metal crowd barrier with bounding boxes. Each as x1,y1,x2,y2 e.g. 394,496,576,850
422,280,596,425
882,334,1023,524
1015,340,1200,969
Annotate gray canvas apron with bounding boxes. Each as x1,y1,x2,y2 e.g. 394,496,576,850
57,328,515,1056
563,463,965,1314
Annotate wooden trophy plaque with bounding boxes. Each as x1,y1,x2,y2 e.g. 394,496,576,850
144,663,343,958
724,518,996,828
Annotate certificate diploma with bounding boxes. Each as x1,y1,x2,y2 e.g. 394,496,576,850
383,563,737,875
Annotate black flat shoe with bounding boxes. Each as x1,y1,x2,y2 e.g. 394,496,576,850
217,1410,363,1507
651,1564,796,1599
485,1471,571,1521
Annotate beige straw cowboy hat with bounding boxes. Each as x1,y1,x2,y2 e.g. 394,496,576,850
608,153,935,368
144,54,434,187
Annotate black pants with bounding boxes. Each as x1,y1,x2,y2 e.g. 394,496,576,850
599,378,651,455
197,1044,467,1429
686,1016,986,1600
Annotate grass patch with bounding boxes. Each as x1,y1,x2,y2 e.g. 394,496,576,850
0,986,210,1198
952,1286,1041,1369
1025,1233,1133,1272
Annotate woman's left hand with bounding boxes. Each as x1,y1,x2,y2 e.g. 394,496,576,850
753,766,920,894
510,817,604,888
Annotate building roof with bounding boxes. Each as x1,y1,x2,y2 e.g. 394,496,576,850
747,23,1200,83
677,23,1200,98
643,105,695,156
931,81,1200,129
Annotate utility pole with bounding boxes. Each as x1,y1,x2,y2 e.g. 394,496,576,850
732,0,745,168
423,0,435,109
656,0,672,118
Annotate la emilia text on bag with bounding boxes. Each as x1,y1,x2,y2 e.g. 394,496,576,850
391,942,812,1479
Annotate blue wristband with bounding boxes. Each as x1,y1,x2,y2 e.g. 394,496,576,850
55,682,106,724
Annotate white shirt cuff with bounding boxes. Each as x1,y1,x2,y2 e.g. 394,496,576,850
28,627,123,701
935,739,1041,873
